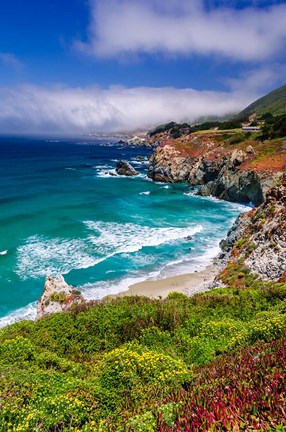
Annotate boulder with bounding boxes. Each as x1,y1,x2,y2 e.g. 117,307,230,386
116,160,139,176
36,275,84,320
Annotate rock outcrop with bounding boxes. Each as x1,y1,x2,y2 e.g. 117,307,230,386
148,133,286,281
148,144,193,183
116,160,139,176
219,178,286,280
36,275,84,320
148,135,285,206
244,180,286,280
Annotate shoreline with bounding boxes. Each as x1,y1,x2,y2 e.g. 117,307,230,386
112,263,219,299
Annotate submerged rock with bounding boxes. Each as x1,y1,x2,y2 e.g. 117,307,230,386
116,160,139,176
36,275,84,320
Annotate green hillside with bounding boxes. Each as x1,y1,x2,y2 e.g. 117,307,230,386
238,83,286,118
0,264,286,431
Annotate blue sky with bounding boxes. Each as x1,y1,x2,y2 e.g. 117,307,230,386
0,0,286,133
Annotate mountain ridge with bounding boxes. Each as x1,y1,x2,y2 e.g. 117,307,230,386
238,83,286,118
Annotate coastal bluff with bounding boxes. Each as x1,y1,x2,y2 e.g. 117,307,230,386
148,134,285,206
147,131,286,281
219,178,286,281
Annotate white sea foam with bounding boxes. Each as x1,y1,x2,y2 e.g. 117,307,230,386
85,220,203,256
16,236,103,280
184,192,250,213
65,167,76,171
79,276,147,300
96,168,117,178
16,222,202,281
156,243,221,279
79,243,221,300
0,250,7,256
139,191,151,195
97,169,146,179
0,302,37,329
95,164,112,170
5,239,219,327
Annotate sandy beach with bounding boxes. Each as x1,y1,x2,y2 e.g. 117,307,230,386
114,264,219,299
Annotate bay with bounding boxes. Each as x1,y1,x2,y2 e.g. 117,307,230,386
0,136,247,327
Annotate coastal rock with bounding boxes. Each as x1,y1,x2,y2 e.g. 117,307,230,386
243,180,286,280
219,178,286,280
219,211,252,255
116,160,139,176
148,138,284,206
127,136,149,147
36,275,84,320
148,145,192,182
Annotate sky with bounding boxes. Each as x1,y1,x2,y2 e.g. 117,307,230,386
0,0,286,134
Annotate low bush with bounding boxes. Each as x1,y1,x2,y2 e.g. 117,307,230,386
1,264,286,430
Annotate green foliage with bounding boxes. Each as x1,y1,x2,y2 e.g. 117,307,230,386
127,411,156,432
49,291,67,303
217,119,242,130
149,122,190,137
238,83,286,117
259,113,286,139
228,133,246,145
1,267,286,430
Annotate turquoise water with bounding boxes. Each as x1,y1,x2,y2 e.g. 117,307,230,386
0,136,247,327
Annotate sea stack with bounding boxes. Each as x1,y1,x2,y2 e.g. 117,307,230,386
36,275,84,320
116,160,139,176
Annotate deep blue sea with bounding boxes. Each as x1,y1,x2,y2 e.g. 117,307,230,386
0,136,248,327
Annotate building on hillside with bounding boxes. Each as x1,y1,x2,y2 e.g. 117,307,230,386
242,126,261,133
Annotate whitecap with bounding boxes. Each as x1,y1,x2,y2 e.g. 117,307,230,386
85,220,203,256
139,191,151,195
0,302,37,329
96,169,117,178
15,221,202,281
0,250,7,256
15,236,104,280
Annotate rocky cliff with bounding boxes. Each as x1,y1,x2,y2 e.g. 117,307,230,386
148,132,286,281
220,178,286,281
148,134,285,206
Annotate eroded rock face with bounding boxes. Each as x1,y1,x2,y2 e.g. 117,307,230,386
219,179,286,280
148,145,193,182
116,160,139,176
148,141,283,206
36,275,84,320
244,181,286,280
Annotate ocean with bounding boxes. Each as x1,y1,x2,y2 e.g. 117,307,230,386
0,136,248,327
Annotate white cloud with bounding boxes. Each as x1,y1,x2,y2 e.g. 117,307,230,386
0,52,23,70
0,83,258,134
226,64,286,93
76,0,286,61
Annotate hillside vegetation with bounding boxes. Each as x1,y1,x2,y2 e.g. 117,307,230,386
238,83,286,118
0,265,286,431
148,83,286,143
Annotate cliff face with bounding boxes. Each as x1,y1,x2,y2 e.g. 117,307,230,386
219,178,286,280
148,134,285,206
148,132,286,281
148,144,192,182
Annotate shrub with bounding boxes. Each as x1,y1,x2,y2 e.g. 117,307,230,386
96,345,190,392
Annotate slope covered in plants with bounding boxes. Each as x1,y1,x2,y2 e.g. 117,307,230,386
238,83,286,118
0,268,286,431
